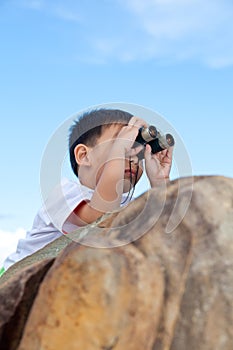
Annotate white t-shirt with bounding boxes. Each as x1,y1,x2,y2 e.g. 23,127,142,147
3,178,132,270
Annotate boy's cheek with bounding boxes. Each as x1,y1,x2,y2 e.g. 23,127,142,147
138,168,144,181
138,162,144,175
139,160,144,169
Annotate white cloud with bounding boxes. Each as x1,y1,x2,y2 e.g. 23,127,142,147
85,0,233,68
17,0,233,67
53,6,81,22
20,0,44,10
114,0,233,67
0,228,26,267
19,0,82,22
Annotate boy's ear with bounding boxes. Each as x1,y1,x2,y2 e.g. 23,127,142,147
74,144,91,166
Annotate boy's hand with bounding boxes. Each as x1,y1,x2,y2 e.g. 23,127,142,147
115,116,146,157
144,144,173,187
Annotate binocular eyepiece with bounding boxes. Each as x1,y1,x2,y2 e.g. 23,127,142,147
134,125,175,159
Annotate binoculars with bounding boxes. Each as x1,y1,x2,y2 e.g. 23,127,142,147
134,125,175,159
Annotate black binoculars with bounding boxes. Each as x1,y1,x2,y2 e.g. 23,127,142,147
134,125,175,160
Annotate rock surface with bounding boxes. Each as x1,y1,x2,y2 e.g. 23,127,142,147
0,259,54,350
0,176,232,350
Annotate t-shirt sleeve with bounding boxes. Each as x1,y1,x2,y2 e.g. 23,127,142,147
42,179,93,233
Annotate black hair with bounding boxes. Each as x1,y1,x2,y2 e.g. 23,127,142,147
69,108,133,177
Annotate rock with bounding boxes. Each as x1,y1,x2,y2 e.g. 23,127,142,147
0,176,233,350
0,259,54,350
18,243,164,350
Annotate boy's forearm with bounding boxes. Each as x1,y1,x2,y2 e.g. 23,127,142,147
90,144,126,212
72,154,126,226
149,176,170,188
72,142,127,226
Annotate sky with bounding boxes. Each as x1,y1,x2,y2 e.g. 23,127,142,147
0,0,233,266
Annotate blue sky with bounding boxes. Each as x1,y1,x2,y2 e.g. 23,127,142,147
0,0,233,265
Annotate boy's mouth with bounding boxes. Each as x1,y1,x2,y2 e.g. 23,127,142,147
124,169,137,177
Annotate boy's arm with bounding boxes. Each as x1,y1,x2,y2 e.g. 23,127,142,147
72,144,126,225
70,117,145,226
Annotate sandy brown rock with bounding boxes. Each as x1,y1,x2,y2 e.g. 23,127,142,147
1,176,233,350
18,243,164,350
110,176,233,349
114,176,233,350
168,176,233,350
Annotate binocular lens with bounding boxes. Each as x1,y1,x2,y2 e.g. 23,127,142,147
148,125,157,139
165,133,175,147
139,126,158,143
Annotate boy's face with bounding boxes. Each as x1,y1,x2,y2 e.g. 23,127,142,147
86,124,144,193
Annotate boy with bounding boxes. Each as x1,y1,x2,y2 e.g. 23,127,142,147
1,108,173,274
